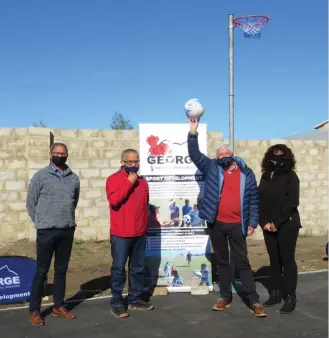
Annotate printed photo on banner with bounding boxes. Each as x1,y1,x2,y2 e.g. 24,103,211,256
144,226,211,289
139,123,212,290
148,198,206,228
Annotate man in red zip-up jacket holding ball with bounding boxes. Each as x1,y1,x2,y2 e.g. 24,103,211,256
106,148,154,319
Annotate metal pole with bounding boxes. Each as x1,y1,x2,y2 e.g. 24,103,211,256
228,14,234,153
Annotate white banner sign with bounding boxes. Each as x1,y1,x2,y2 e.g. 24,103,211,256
139,123,207,199
140,123,212,290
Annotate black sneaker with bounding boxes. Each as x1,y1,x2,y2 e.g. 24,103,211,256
280,296,296,314
111,306,129,318
128,302,154,311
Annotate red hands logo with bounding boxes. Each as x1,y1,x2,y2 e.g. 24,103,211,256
146,135,171,156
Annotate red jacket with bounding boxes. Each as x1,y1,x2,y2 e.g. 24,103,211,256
106,168,149,237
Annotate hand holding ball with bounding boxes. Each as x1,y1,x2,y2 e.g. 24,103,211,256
185,98,204,133
184,98,205,120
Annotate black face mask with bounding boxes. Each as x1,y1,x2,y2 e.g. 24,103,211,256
123,165,139,174
270,155,285,168
51,156,67,166
217,156,233,169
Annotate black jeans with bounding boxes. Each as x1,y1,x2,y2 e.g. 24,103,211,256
263,226,299,298
209,221,259,305
110,235,146,308
29,227,75,312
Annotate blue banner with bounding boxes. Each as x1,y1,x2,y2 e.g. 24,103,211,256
0,256,36,305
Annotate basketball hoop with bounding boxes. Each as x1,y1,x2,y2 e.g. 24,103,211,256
233,15,269,39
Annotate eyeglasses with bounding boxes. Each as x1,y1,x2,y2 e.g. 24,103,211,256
122,160,140,166
52,152,68,157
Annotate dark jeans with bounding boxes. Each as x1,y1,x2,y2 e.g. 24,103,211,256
263,226,299,298
110,235,146,308
29,227,75,312
209,221,259,305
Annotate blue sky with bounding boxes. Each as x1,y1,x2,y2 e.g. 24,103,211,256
0,0,327,139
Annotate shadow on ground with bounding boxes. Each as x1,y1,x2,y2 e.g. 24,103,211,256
41,275,111,318
212,255,272,307
229,265,272,306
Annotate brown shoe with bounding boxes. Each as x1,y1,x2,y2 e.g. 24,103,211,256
212,298,232,311
250,303,267,317
52,307,76,319
29,311,45,326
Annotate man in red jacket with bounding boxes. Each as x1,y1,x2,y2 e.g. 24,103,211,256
106,148,154,318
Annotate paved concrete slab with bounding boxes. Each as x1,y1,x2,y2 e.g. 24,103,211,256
0,272,327,338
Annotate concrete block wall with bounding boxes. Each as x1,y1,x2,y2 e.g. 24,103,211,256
0,127,327,242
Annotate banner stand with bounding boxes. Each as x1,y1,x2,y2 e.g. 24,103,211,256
143,285,214,294
167,285,214,293
140,123,211,294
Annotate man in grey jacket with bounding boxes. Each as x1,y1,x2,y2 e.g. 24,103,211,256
26,142,80,326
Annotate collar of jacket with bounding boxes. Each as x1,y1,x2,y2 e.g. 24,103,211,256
47,163,72,177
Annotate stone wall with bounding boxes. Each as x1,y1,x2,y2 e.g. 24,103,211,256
0,127,327,242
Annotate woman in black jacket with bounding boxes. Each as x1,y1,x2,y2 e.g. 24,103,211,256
258,144,301,314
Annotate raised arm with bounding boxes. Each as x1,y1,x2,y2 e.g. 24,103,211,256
187,118,211,174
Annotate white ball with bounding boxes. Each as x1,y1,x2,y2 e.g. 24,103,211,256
183,215,191,224
184,98,205,118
